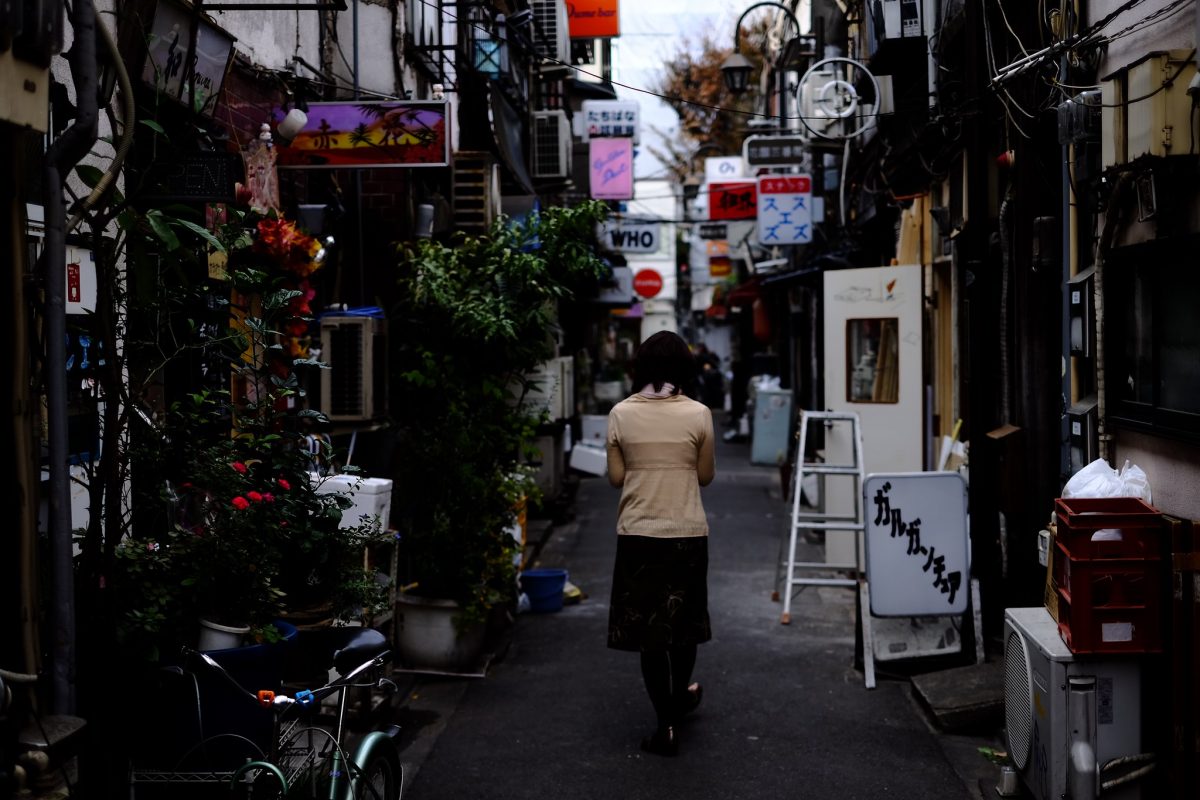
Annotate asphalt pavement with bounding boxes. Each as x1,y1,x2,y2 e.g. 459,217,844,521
387,433,1006,800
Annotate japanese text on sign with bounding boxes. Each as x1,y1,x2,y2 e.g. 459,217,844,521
581,100,639,142
863,472,968,617
757,174,813,245
708,182,757,221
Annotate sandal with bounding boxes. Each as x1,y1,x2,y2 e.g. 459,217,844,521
640,726,679,757
677,682,703,717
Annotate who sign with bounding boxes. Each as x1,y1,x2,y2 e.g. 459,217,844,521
597,216,661,253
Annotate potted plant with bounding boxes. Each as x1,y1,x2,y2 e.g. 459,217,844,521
109,205,392,662
388,202,608,670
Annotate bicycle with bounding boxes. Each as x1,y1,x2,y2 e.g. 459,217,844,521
129,626,404,799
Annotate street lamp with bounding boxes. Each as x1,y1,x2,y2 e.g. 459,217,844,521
721,1,802,96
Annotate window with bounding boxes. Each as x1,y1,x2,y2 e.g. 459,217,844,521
846,318,899,403
1106,238,1200,438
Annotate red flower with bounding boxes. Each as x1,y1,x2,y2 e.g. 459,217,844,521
277,478,291,491
247,491,264,503
261,493,275,504
231,462,248,474
231,496,250,510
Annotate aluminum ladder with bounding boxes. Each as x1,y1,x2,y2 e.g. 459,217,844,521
776,410,865,625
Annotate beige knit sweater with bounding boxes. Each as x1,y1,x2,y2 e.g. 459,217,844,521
606,393,716,537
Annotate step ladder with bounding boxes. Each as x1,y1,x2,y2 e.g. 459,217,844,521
775,410,865,626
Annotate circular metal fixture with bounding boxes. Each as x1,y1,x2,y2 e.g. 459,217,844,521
796,57,880,141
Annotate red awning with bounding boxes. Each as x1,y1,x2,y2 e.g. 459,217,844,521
726,278,762,307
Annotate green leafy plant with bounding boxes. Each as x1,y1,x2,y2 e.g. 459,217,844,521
390,202,608,630
107,205,391,659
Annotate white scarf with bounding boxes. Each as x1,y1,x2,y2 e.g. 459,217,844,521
638,382,676,398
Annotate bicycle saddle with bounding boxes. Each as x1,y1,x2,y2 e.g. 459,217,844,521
294,627,390,678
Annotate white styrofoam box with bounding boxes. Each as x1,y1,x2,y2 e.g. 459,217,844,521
580,414,608,446
312,474,394,530
569,443,607,477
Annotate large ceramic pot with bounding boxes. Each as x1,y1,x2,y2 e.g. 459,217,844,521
393,595,487,673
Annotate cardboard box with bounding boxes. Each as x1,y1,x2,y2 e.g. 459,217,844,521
313,474,394,530
1043,522,1059,621
569,443,607,477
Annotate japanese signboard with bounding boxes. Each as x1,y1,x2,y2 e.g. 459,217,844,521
597,216,660,253
708,182,757,221
589,138,634,199
704,156,745,183
757,175,813,245
141,0,235,116
697,222,727,240
744,135,808,167
578,100,639,143
567,0,620,38
274,101,450,168
705,240,731,277
863,472,969,617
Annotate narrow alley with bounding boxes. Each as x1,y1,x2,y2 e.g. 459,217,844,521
395,434,998,800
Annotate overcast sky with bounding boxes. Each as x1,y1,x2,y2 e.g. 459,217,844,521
611,3,740,178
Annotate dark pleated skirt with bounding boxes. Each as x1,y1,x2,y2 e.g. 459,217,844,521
607,534,712,652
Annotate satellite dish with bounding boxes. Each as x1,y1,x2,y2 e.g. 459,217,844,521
796,57,880,142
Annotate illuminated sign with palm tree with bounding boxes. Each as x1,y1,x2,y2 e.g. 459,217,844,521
274,101,450,168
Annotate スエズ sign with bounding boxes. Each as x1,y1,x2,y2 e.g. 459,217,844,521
757,175,813,245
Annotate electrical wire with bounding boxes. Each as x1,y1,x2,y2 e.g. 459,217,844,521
408,0,881,124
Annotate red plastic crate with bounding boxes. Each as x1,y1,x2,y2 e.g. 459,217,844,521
1054,496,1165,560
1053,541,1165,609
1056,589,1163,653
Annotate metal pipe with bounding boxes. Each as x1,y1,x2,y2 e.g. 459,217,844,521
1067,676,1098,799
43,0,100,715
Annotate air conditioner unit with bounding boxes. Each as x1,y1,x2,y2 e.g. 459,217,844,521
532,110,571,180
1003,607,1147,800
530,0,570,68
319,315,388,423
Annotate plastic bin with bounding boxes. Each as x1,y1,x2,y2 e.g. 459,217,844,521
519,568,568,613
1053,496,1164,560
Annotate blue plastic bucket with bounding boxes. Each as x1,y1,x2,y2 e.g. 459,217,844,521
520,568,568,613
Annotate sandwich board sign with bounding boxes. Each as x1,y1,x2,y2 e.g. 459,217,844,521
863,471,968,617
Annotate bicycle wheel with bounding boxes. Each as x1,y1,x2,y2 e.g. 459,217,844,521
352,745,403,800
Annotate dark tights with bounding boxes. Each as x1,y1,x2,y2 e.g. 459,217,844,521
639,645,697,730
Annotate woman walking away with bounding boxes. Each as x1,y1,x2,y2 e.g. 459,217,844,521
605,331,716,757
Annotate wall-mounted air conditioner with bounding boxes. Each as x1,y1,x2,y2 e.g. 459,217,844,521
319,315,388,423
530,0,570,70
1003,607,1148,800
532,110,571,179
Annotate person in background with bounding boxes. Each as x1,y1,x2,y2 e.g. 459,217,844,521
605,331,717,756
693,343,724,410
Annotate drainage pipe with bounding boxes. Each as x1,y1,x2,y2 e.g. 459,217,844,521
43,0,100,715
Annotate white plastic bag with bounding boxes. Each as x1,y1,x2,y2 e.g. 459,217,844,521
1062,458,1152,503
